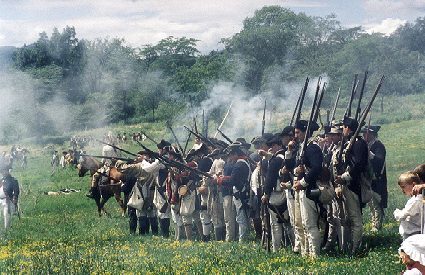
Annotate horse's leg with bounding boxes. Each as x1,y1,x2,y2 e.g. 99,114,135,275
114,192,126,217
100,194,111,217
95,197,102,217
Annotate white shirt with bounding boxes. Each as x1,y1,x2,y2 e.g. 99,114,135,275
394,195,423,238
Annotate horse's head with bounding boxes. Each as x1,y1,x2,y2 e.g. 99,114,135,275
77,163,88,177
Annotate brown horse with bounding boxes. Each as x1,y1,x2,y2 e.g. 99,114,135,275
90,166,135,216
77,156,101,177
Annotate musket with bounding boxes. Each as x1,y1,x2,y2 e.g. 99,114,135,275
214,102,233,138
290,87,303,126
183,131,192,156
298,77,321,164
193,116,199,134
137,141,213,179
261,202,271,252
166,121,185,158
345,75,385,154
216,128,233,144
293,77,309,126
81,154,134,162
344,74,359,118
355,71,368,121
313,82,326,124
97,139,138,157
184,125,223,149
140,130,158,144
261,100,266,135
330,88,341,122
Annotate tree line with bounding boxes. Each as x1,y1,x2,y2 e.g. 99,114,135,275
9,6,425,137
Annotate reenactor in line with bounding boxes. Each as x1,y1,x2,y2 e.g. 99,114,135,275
333,117,369,254
362,126,388,232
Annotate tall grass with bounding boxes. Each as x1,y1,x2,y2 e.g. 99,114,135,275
0,119,423,273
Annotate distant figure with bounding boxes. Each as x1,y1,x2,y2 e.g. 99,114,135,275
60,151,67,168
0,166,20,233
51,151,59,174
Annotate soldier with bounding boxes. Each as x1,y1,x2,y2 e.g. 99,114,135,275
207,149,226,241
218,143,251,242
250,133,273,240
292,120,323,258
218,151,236,241
0,166,20,230
323,125,345,251
334,117,369,254
363,125,387,232
261,134,290,252
51,150,59,174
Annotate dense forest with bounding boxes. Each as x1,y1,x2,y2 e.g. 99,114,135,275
2,6,425,142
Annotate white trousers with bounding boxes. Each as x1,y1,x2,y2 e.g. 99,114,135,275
299,190,321,257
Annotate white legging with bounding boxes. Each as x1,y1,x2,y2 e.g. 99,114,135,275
0,199,12,231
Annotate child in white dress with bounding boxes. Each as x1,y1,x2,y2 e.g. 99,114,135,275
394,172,423,240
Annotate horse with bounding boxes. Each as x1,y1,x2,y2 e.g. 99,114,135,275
77,156,101,177
90,166,138,217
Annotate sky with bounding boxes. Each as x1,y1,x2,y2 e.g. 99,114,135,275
1,0,424,53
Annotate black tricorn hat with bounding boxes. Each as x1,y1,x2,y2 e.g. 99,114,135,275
235,137,251,149
343,117,359,131
323,125,331,134
157,139,171,149
225,142,245,156
280,126,295,137
266,134,282,146
294,120,320,132
361,125,381,134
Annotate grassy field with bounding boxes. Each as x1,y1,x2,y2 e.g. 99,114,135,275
0,119,424,274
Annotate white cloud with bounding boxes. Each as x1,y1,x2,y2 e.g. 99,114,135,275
363,0,425,20
0,0,325,52
365,18,407,35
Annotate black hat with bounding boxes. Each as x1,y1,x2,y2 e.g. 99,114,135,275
225,142,245,156
294,120,320,133
251,133,274,145
323,125,331,134
207,148,224,159
343,117,359,131
157,139,171,149
280,126,295,137
361,125,381,134
235,137,251,149
266,134,282,146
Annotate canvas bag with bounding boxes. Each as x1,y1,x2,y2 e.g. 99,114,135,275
127,184,144,210
269,154,286,206
180,191,196,216
317,181,335,205
153,187,168,213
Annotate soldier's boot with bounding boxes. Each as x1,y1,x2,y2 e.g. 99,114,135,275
129,215,137,235
196,221,203,241
202,222,212,242
184,224,193,241
85,187,96,199
214,226,225,241
138,216,149,235
159,218,170,238
283,222,295,248
253,217,262,240
149,217,159,235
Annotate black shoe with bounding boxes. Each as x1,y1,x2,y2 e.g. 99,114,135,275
85,191,94,199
